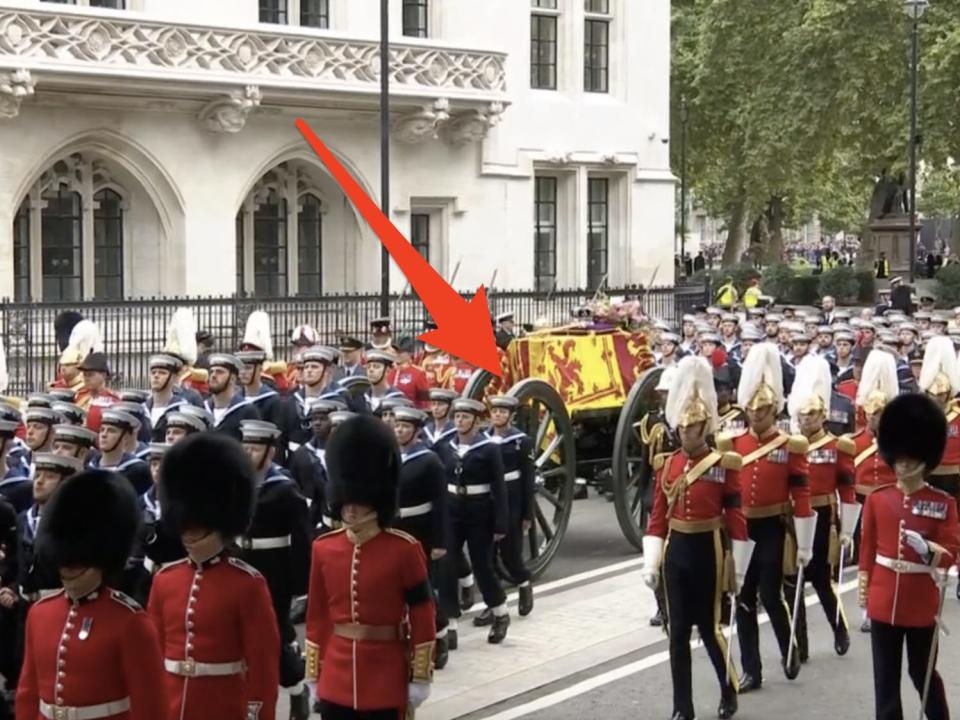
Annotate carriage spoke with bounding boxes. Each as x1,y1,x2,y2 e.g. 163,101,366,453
527,520,540,558
535,411,553,449
540,466,567,479
535,433,564,468
537,487,562,510
535,503,555,542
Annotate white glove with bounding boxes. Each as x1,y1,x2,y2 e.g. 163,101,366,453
902,529,931,560
408,681,431,708
839,503,860,552
642,568,659,590
731,538,756,594
641,535,664,591
794,514,817,568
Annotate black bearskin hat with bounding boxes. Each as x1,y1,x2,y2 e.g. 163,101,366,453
54,311,84,352
326,414,400,527
35,469,139,575
877,393,947,471
159,432,256,537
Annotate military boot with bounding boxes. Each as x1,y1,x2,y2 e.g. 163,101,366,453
435,635,450,670
488,613,510,644
289,687,310,720
718,683,738,719
459,582,476,611
473,608,494,626
518,584,534,617
448,628,458,650
834,622,851,656
782,649,801,680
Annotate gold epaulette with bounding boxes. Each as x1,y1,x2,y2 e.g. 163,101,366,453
720,452,743,471
787,435,809,454
836,436,856,456
715,433,734,453
263,360,288,375
653,452,674,471
0,395,23,410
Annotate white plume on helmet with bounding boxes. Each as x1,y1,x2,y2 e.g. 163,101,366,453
67,319,103,359
665,356,719,434
856,349,898,408
164,308,198,365
243,310,274,359
787,354,833,421
737,342,784,412
919,335,960,395
655,365,679,393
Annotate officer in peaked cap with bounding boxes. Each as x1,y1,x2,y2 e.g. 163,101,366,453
368,316,394,351
17,468,166,720
203,353,261,441
334,335,366,381
237,420,312,720
76,351,121,434
90,408,152,496
495,311,517,350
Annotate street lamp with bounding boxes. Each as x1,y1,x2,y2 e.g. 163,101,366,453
904,0,928,283
379,0,390,315
680,97,689,278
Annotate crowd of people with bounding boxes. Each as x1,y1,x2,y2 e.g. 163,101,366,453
0,306,534,719
637,293,960,720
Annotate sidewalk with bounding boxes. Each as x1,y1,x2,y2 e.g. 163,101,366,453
419,565,659,720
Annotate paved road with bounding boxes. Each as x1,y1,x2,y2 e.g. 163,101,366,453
469,583,960,720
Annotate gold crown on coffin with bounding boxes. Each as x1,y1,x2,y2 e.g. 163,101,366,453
678,389,710,428
862,389,890,416
745,381,778,411
798,394,827,416
926,371,953,398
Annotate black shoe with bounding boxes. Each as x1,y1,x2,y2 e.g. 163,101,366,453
460,583,475,611
312,698,323,715
448,628,458,651
289,687,310,720
782,651,801,681
799,640,809,665
650,609,664,627
473,608,494,626
860,618,871,633
435,635,450,670
834,624,851,656
519,584,534,617
488,613,510,644
718,689,738,719
670,712,694,720
738,673,762,693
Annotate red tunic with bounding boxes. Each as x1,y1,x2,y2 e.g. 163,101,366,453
850,429,896,498
76,388,120,435
448,360,474,394
389,364,431,408
939,404,960,466
836,379,857,403
147,555,279,720
305,527,435,712
727,430,813,519
805,432,856,505
16,588,165,720
645,449,747,541
860,484,959,626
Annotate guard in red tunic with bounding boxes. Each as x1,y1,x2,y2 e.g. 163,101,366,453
719,343,813,690
305,415,436,719
16,468,166,720
784,355,856,662
642,356,750,720
861,393,960,720
147,433,280,720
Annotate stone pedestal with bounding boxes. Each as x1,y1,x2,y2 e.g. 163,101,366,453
868,214,915,275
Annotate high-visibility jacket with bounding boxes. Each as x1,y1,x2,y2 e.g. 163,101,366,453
743,286,762,309
716,283,738,308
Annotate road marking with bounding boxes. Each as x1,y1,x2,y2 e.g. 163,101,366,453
466,557,642,614
477,578,859,720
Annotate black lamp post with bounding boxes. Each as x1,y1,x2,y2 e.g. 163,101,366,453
905,0,928,283
379,0,391,316
680,96,689,278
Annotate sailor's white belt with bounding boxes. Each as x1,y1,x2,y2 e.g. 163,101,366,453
164,658,245,677
20,588,58,603
448,483,491,496
399,501,433,518
876,555,932,574
504,470,521,481
238,535,292,551
40,697,130,720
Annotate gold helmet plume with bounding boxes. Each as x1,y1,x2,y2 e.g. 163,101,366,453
856,349,898,416
665,356,719,434
787,354,832,421
737,343,784,412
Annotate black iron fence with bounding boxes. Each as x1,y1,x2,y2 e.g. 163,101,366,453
0,283,708,395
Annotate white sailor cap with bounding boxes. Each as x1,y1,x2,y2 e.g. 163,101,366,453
240,419,282,443
394,407,428,425
100,409,140,430
52,424,97,447
166,411,207,434
489,395,520,410
452,398,486,415
208,353,242,374
33,452,83,475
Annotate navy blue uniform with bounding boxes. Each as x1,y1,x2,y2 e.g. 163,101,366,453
487,428,536,586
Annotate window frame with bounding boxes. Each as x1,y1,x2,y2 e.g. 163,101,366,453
531,2,560,91
584,0,611,93
587,177,609,290
39,186,84,303
259,0,331,28
402,0,429,38
92,187,124,300
252,188,289,299
534,176,559,293
410,212,431,261
40,0,128,7
13,200,30,303
297,192,324,296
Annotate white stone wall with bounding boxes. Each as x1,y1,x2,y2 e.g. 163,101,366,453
0,0,673,299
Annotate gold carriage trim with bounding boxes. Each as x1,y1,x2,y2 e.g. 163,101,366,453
411,641,435,683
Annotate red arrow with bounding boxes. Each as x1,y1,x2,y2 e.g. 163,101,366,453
295,118,502,377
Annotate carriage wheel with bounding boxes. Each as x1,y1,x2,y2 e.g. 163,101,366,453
464,368,494,400
611,367,664,551
497,378,577,581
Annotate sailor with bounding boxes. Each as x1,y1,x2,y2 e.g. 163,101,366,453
423,389,458,447
862,394,959,720
364,350,406,413
720,343,813,689
115,400,153,460
783,355,856,662
162,308,208,401
237,420,312,720
50,424,98,467
304,415,436,719
719,313,741,359
392,406,451,668
288,347,340,456
642,356,749,720
0,402,30,479
0,453,82,705
495,312,517,350
237,346,294,465
76,352,120,435
22,406,60,463
680,314,699,355
145,353,191,442
147,432,280,720
163,409,208,445
203,353,261,441
137,443,185,604
50,401,85,427
437,398,510,644
483,396,536,618
0,416,30,514
836,345,869,403
833,330,856,383
288,325,320,389
376,396,413,428
16,466,166,720
91,409,152,496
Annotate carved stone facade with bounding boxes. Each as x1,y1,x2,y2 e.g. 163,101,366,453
0,68,35,119
198,85,262,134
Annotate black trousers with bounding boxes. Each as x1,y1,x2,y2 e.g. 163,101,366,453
785,504,846,655
871,621,949,720
317,701,401,720
498,485,531,585
456,547,473,582
663,529,735,718
737,516,793,678
441,504,506,618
